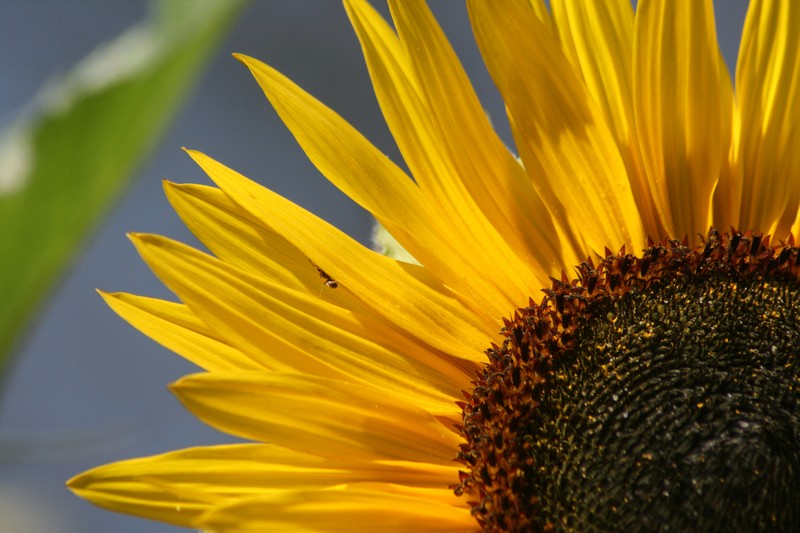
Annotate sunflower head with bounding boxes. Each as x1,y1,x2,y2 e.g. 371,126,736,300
457,229,800,531
67,0,800,531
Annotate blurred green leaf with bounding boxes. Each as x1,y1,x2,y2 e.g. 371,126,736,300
0,0,246,375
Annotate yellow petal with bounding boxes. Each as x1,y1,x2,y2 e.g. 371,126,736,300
235,53,532,318
187,149,496,357
527,0,554,32
100,291,258,372
163,180,377,315
550,0,662,238
469,0,646,259
633,0,733,238
129,233,333,375
198,484,472,533
67,444,462,529
735,0,800,238
129,233,474,407
712,109,741,230
68,448,226,527
352,0,561,286
171,372,463,464
551,0,634,144
163,181,310,293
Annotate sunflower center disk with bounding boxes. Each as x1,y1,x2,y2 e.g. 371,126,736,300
456,230,800,532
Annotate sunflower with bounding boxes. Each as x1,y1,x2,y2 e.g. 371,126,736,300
69,0,800,531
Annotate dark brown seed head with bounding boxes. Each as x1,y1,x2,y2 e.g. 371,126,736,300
456,229,800,532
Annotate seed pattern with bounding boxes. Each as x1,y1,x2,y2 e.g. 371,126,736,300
456,229,800,532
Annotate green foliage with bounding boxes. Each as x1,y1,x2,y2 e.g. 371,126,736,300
0,0,245,374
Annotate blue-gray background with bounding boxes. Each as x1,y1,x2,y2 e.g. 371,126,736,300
0,2,748,531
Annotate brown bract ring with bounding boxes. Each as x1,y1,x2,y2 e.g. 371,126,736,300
455,228,800,532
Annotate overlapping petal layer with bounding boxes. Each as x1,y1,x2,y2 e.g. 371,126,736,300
70,0,800,530
69,444,465,529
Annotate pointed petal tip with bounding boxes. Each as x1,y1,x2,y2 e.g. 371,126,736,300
168,372,202,392
97,290,134,303
65,471,89,492
127,233,165,250
233,53,262,72
163,180,192,197
166,380,180,395
183,148,207,165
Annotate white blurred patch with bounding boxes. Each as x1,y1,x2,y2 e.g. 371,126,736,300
0,124,32,195
0,23,162,198
372,221,420,265
38,24,159,116
0,483,61,533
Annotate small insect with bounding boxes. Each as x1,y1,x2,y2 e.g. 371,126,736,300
309,260,338,290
